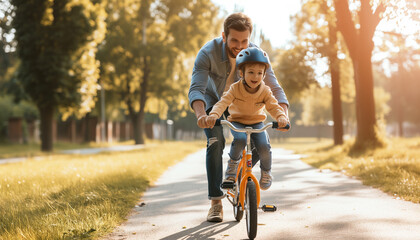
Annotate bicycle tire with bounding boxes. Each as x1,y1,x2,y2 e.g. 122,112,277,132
245,179,258,240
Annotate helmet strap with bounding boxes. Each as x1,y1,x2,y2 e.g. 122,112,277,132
242,78,252,89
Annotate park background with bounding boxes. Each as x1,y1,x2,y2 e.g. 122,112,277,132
0,0,418,151
0,0,419,239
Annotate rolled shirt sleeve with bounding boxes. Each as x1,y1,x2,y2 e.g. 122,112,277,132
188,50,210,110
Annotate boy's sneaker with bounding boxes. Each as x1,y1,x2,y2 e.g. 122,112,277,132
260,170,273,190
225,159,240,181
207,203,223,222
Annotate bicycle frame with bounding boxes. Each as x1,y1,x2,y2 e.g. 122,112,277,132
238,148,261,209
219,120,275,209
216,119,288,239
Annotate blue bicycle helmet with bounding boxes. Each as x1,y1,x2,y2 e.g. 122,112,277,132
236,47,270,70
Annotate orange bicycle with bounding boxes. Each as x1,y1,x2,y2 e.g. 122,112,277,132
216,119,289,240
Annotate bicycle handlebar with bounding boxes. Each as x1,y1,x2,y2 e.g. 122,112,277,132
214,119,289,133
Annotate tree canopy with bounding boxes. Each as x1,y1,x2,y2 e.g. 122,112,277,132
98,0,220,143
11,0,106,150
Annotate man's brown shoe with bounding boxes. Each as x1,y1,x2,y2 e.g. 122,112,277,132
207,203,223,222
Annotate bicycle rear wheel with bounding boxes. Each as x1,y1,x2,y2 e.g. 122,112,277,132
233,170,243,221
233,190,243,221
245,179,257,240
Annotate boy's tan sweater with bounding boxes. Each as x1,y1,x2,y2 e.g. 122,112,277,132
209,79,286,125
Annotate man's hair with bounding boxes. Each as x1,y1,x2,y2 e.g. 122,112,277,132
224,13,253,38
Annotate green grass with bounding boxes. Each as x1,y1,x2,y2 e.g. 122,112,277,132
274,137,420,204
0,141,204,239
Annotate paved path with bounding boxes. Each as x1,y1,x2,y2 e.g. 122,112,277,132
105,147,420,240
0,145,145,165
60,144,145,155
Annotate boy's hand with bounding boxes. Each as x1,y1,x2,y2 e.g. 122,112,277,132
276,115,290,131
206,115,218,129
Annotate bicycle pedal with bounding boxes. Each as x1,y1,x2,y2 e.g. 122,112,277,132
261,204,277,212
221,180,235,189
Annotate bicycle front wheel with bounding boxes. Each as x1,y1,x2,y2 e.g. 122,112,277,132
245,179,258,240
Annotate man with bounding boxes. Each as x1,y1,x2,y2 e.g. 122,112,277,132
188,12,289,222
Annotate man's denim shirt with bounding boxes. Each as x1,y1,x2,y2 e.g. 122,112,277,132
188,37,289,112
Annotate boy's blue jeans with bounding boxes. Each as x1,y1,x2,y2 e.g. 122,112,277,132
203,121,269,200
229,122,271,172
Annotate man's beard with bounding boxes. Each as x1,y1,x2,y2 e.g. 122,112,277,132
226,44,241,58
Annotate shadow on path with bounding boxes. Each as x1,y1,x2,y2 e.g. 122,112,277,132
161,221,240,240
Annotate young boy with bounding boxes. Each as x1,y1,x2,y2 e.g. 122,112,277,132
206,47,289,190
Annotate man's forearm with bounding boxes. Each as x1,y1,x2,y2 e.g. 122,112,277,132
280,103,288,118
192,100,207,118
193,100,209,129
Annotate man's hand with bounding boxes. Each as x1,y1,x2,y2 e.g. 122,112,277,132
197,115,209,128
206,115,218,129
276,115,290,132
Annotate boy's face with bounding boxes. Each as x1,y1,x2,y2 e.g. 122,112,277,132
222,29,250,58
240,63,266,90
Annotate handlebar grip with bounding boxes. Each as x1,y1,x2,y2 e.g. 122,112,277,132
215,119,221,126
272,122,290,130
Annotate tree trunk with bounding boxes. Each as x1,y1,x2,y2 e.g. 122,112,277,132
129,111,141,144
70,118,76,143
352,51,377,145
137,55,150,144
39,105,55,152
126,87,142,144
328,16,344,145
138,110,146,144
330,65,344,145
127,110,144,144
334,0,385,148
